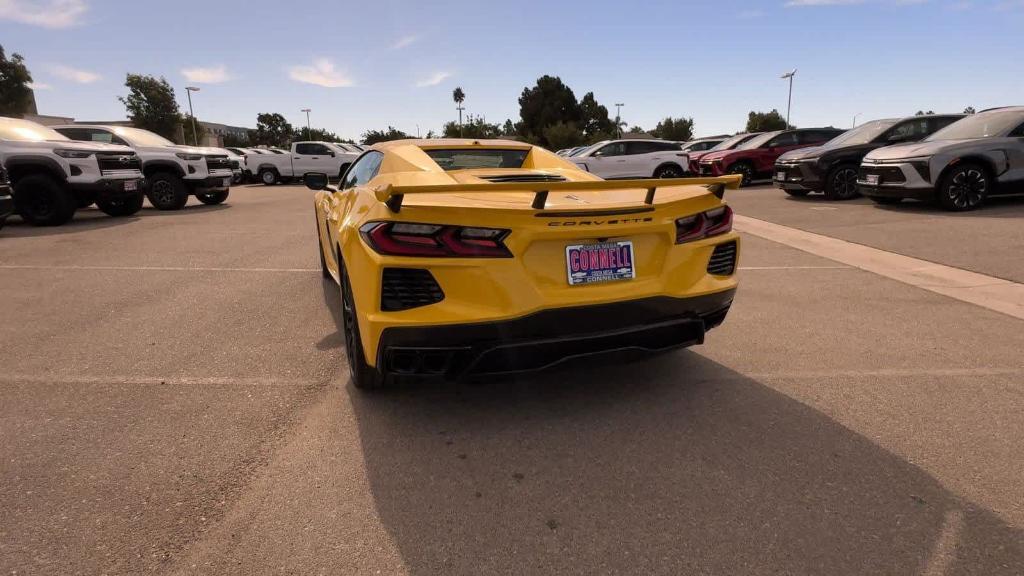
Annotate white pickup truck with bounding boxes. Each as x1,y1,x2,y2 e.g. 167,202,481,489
1,117,146,226
53,124,233,210
250,141,359,185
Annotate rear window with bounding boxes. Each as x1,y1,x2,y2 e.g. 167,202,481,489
424,148,529,170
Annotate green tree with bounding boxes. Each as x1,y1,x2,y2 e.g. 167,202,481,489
651,117,694,141
963,106,976,114
578,92,615,141
745,109,788,132
442,114,502,139
362,126,410,145
542,122,586,150
915,110,935,116
0,45,34,117
517,75,582,145
182,114,207,145
502,119,516,137
300,127,340,142
119,74,182,141
627,125,647,135
253,113,294,147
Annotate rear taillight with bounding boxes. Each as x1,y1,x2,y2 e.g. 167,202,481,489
360,222,512,258
675,205,733,244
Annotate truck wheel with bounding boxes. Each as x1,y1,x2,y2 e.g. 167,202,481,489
653,164,684,178
97,192,144,217
13,173,77,226
259,169,278,186
197,190,229,205
824,165,860,200
146,172,189,210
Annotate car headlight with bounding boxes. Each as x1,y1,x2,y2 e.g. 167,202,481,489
175,152,204,161
54,149,95,159
877,156,931,164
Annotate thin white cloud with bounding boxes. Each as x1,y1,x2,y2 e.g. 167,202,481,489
49,64,100,83
181,65,232,84
415,71,452,87
0,0,87,28
28,81,51,90
392,35,417,50
287,58,354,88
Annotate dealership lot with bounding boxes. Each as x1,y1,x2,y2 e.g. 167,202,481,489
2,185,1023,574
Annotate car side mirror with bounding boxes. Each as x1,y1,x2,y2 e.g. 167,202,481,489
304,172,333,191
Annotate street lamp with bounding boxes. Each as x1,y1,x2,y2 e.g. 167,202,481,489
780,70,796,129
615,103,624,138
301,108,312,140
852,112,862,128
185,86,200,145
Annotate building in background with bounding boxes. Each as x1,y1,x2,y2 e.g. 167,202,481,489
200,121,252,147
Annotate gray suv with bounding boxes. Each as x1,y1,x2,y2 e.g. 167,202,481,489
858,106,1024,210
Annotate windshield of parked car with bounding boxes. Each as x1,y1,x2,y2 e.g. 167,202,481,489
736,131,781,150
707,133,754,152
425,148,529,170
0,119,70,142
926,110,1024,140
820,119,898,148
110,126,175,147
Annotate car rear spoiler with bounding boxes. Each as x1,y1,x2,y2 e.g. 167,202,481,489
371,175,742,212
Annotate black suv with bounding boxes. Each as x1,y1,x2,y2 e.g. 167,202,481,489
773,114,964,199
0,166,13,230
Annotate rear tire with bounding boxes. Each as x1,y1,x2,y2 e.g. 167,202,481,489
13,173,77,226
146,172,189,210
727,162,755,187
197,190,229,205
653,164,684,179
339,252,384,390
937,162,989,211
259,169,278,186
824,165,861,200
96,192,144,217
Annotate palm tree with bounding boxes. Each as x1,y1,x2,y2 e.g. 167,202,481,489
452,87,465,137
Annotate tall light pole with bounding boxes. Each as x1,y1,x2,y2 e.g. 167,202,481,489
615,103,624,138
185,86,200,145
852,112,862,128
780,70,796,129
300,108,311,140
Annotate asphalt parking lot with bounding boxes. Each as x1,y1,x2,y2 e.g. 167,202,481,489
2,184,1023,575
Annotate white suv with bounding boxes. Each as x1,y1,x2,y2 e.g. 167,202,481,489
1,117,145,226
569,139,688,179
54,125,233,210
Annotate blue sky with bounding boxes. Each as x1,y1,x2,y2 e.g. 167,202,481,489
2,0,1022,141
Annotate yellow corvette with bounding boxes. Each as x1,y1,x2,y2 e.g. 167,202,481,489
306,139,741,389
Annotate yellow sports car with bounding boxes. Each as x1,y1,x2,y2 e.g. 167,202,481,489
306,139,741,389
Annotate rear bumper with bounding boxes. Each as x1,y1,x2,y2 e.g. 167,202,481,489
72,177,148,199
375,289,735,379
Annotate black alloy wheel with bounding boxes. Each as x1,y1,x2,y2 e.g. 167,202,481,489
824,166,860,200
727,162,754,187
938,163,989,211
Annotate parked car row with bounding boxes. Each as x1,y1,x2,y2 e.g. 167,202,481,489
0,116,233,226
224,142,363,184
774,106,1024,210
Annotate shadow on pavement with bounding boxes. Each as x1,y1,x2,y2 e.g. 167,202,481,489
0,209,139,237
316,277,343,351
138,203,231,216
348,350,1024,575
871,194,1024,218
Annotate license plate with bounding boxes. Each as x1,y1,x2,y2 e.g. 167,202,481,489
123,180,138,191
865,174,880,185
776,171,786,181
565,241,635,286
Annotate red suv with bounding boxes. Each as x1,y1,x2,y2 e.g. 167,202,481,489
697,128,844,186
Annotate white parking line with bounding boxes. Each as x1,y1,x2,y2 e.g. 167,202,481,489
735,215,1024,321
0,264,320,273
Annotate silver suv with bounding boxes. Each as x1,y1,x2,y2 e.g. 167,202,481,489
859,107,1024,210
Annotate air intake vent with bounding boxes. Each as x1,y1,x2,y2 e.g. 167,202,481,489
381,268,444,311
707,241,737,276
478,173,567,183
